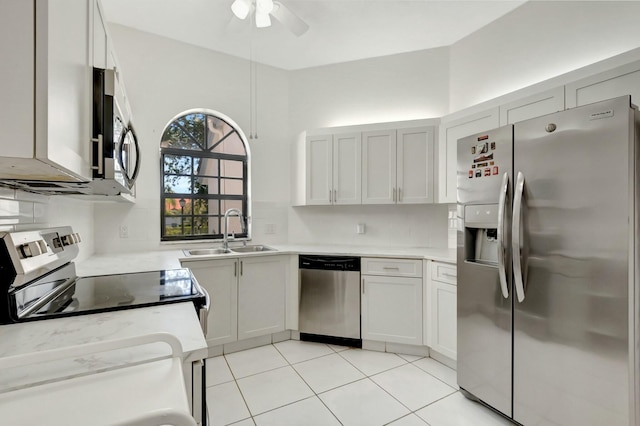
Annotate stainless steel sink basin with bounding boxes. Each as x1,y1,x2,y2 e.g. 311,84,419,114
230,245,276,253
183,248,230,256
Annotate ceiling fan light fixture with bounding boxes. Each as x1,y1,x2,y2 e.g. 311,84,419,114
256,0,274,14
255,10,271,28
231,0,251,20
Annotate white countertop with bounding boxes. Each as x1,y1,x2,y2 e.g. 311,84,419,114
0,303,207,393
76,244,455,276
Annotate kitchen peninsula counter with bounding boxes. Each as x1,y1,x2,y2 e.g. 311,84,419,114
0,303,207,393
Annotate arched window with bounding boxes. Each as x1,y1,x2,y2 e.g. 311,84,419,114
160,110,250,241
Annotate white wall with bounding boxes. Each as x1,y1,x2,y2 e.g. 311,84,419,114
93,25,291,253
0,188,94,262
449,1,640,112
287,48,451,247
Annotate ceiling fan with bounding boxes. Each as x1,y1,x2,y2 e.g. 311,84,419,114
230,0,309,36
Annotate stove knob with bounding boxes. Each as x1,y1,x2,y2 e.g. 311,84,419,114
73,233,82,243
19,241,42,258
61,234,76,246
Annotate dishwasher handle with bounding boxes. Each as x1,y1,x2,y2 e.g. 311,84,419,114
298,255,360,271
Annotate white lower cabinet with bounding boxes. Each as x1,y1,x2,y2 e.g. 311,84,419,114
181,255,287,348
361,258,422,346
426,260,457,360
238,256,286,340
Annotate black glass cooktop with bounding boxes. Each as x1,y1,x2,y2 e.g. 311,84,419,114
8,266,205,322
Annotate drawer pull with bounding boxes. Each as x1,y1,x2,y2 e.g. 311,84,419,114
441,272,456,278
383,266,400,270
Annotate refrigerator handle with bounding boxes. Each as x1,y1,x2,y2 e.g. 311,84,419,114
496,172,509,299
512,171,526,303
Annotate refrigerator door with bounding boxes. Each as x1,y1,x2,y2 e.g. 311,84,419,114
512,96,633,425
457,125,513,417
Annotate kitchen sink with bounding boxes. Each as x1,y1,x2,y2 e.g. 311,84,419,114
183,248,230,256
230,245,276,253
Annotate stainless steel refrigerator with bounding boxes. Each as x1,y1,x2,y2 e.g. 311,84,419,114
457,95,639,425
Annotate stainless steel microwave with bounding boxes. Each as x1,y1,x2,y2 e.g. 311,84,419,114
92,67,140,194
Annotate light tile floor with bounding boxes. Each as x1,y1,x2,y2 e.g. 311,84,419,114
205,340,512,426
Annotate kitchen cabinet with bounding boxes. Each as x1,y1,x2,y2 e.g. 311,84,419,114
362,127,435,204
238,256,287,340
426,260,457,360
305,133,361,205
438,108,500,203
361,258,423,345
184,258,238,346
182,255,287,347
499,86,565,126
0,0,92,181
93,0,108,69
566,60,640,108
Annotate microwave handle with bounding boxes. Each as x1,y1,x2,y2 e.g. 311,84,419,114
91,134,104,176
117,126,141,189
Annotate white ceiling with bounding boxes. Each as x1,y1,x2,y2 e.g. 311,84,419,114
101,0,526,70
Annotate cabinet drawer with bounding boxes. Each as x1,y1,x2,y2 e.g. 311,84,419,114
430,261,457,285
362,258,422,278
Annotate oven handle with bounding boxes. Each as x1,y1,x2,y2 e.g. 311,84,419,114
198,287,210,336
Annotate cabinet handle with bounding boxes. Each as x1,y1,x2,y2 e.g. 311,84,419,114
240,260,243,276
362,278,365,294
234,261,237,277
398,187,402,202
334,189,337,203
383,266,400,270
329,190,332,203
393,187,396,202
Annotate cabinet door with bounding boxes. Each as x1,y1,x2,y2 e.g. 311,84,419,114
238,256,286,340
362,130,397,204
333,133,362,204
429,280,457,360
0,0,34,159
305,135,333,205
438,108,499,203
499,86,565,126
183,258,238,346
93,0,107,69
566,61,640,108
397,126,435,204
36,0,92,180
361,275,422,345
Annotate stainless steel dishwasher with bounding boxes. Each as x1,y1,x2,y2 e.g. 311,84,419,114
298,255,361,347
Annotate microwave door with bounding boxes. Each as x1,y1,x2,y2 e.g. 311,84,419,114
117,126,141,190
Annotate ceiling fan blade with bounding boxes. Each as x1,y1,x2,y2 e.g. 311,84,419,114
271,1,309,36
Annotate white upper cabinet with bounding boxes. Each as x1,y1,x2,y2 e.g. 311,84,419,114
0,0,93,182
305,133,361,205
499,87,565,126
565,60,640,108
333,133,362,205
93,0,108,69
397,126,435,204
362,130,397,204
438,108,500,204
305,134,333,205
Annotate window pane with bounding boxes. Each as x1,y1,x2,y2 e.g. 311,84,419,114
221,178,243,195
164,155,192,175
195,157,218,177
212,131,246,155
164,198,192,215
164,217,191,237
206,116,234,151
220,160,243,179
194,177,218,195
193,216,218,235
161,113,206,151
221,200,243,212
164,175,192,194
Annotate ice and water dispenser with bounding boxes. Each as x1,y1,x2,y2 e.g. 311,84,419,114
463,204,500,265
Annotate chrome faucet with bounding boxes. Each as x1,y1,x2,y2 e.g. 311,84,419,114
222,208,245,252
